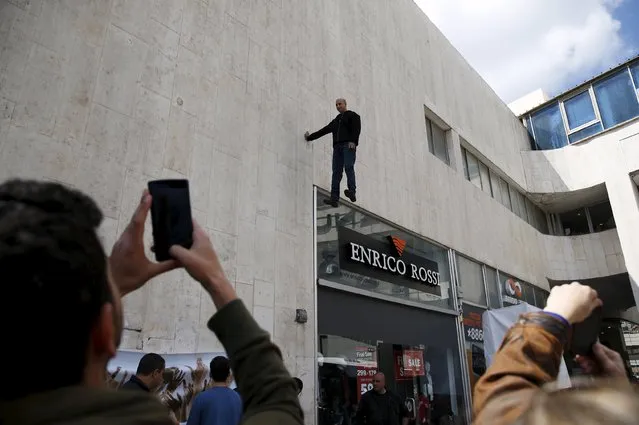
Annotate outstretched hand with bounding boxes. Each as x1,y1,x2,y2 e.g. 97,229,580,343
304,131,310,141
109,190,179,296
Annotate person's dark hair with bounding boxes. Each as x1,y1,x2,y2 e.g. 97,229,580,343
210,356,231,382
0,179,109,401
137,353,166,375
293,377,303,394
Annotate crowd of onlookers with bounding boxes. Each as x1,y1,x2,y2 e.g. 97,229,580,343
0,179,638,425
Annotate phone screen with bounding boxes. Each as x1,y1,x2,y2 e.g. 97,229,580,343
148,179,193,262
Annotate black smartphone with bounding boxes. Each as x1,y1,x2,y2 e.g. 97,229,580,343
571,306,603,355
148,179,193,262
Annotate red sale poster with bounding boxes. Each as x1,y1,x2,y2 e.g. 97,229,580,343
394,349,425,380
356,366,377,400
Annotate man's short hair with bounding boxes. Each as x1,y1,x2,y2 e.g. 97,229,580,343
137,353,166,375
0,179,109,401
210,356,231,382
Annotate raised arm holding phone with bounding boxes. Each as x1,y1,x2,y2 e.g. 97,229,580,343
114,185,304,425
0,179,303,425
472,282,635,425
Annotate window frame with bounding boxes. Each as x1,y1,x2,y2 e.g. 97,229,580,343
478,162,492,196
425,117,450,165
528,61,639,151
629,62,639,100
559,87,603,141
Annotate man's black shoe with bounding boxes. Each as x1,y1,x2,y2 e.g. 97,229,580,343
344,190,356,203
323,198,338,208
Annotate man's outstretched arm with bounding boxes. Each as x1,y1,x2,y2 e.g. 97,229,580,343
306,119,334,141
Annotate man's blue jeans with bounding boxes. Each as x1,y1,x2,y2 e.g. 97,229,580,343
331,143,356,200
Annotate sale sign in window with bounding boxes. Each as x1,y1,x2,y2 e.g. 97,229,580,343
394,349,425,380
356,366,378,400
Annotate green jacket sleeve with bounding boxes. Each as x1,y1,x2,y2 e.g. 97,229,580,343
207,300,304,425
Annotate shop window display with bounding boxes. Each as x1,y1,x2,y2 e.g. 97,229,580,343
317,287,466,425
318,335,464,425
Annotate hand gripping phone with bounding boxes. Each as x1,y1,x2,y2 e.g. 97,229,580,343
147,179,193,262
571,306,603,356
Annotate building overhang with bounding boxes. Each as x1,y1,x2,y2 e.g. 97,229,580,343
548,273,638,323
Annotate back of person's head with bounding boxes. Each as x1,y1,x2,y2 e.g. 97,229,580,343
136,353,166,376
514,381,639,425
0,179,119,401
210,356,231,383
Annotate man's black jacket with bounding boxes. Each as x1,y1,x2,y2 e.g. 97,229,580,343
307,110,361,146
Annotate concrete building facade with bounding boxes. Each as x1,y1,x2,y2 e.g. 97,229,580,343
1,0,638,423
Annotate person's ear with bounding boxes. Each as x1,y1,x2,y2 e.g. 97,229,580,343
91,303,118,358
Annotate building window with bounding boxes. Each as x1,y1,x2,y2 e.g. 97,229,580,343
457,255,487,306
461,146,549,234
484,266,501,309
593,68,639,129
558,208,590,236
498,178,511,210
562,90,604,144
530,102,568,150
478,162,492,196
588,201,616,233
630,62,639,97
489,170,501,204
426,117,449,164
550,200,617,236
527,60,639,150
464,149,482,189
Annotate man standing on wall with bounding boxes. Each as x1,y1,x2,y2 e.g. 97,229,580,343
121,353,166,393
356,372,410,425
305,98,361,208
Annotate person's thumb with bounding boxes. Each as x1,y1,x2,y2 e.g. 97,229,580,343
169,245,193,265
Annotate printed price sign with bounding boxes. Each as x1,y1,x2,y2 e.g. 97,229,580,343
394,350,425,380
356,366,377,400
462,304,486,343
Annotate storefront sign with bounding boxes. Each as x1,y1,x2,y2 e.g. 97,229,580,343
462,304,485,343
394,349,425,380
502,277,524,306
338,227,441,296
356,366,377,400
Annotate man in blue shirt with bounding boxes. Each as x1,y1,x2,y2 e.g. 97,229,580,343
187,356,242,425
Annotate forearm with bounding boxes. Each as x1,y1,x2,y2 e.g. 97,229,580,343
308,124,332,141
472,313,570,425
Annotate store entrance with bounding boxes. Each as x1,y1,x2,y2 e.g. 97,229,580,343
317,286,466,425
